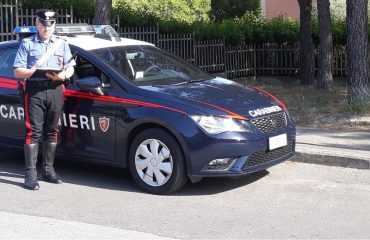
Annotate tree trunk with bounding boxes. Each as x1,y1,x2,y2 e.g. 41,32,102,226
93,0,112,24
317,0,333,90
298,0,314,85
346,0,370,105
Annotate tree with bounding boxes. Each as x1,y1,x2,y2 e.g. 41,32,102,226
346,0,370,105
93,0,112,24
317,0,333,90
114,0,211,25
298,0,314,85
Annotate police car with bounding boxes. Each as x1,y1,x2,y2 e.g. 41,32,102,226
0,24,296,194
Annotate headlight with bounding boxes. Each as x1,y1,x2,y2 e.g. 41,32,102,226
190,115,250,134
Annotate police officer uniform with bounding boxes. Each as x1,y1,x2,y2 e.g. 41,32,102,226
13,9,76,190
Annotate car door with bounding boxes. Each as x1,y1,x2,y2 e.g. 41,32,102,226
59,53,117,162
0,45,26,146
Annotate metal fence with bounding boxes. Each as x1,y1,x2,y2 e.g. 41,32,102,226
0,0,18,41
225,45,257,78
195,39,225,73
111,21,347,78
255,43,300,76
159,33,194,63
1,0,348,78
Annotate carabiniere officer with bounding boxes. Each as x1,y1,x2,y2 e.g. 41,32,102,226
13,9,76,190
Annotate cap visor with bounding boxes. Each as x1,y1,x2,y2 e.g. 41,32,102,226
40,20,55,27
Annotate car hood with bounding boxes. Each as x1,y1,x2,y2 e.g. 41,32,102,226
140,77,284,118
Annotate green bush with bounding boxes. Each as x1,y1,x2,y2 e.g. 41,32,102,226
263,16,299,44
239,10,267,44
219,20,245,45
158,21,193,34
205,12,299,45
210,0,260,22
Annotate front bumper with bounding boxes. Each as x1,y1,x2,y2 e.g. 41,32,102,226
185,124,296,177
197,141,295,177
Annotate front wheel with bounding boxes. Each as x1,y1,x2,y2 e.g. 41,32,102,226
128,128,188,194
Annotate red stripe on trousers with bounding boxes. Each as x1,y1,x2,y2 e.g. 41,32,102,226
24,91,33,144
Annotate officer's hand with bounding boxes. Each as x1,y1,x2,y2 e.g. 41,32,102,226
46,71,67,81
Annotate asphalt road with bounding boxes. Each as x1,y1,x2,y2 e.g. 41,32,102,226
1,147,370,239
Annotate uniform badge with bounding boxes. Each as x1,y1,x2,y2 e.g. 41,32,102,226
99,117,110,132
45,11,55,17
58,56,63,67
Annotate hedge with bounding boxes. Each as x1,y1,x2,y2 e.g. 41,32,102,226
17,0,361,46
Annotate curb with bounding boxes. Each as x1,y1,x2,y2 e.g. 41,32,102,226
292,143,370,170
291,152,370,170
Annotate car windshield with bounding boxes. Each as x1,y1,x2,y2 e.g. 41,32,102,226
92,45,213,86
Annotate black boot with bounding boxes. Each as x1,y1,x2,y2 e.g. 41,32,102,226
42,142,62,184
24,143,40,190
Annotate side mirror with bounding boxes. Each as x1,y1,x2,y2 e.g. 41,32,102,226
75,76,104,96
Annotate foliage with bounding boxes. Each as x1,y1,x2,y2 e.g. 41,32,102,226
189,12,299,45
329,0,370,21
259,15,299,44
210,0,260,22
330,0,346,21
113,0,211,25
18,0,94,19
17,0,370,46
331,17,346,45
312,0,370,45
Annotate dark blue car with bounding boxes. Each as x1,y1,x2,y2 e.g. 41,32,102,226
0,24,296,194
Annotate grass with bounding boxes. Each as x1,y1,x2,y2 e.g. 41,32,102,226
233,76,370,127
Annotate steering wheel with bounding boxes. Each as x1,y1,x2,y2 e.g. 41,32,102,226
143,65,161,77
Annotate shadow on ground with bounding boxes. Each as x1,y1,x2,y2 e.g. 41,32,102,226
0,146,269,196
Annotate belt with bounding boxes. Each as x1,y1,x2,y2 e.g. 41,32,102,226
26,80,63,88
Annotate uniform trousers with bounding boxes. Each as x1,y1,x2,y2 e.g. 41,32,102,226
24,80,64,144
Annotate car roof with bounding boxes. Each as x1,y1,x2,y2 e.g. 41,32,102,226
66,35,154,51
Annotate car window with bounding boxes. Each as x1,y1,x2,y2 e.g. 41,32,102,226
73,54,111,88
0,48,17,78
92,46,213,86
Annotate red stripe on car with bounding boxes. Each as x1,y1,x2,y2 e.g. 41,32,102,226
64,89,187,115
0,78,187,115
0,82,18,89
0,77,18,85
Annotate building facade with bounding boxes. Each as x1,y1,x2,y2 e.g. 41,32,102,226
261,0,317,20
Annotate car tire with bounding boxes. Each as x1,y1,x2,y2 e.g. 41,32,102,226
128,128,188,194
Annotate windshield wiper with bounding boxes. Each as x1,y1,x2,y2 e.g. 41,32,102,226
188,78,207,83
170,81,189,86
150,78,206,87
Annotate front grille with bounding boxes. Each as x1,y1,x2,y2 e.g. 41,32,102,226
244,141,295,169
250,112,287,133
